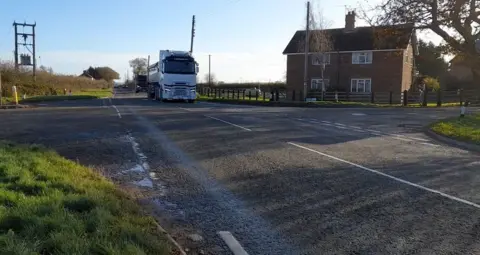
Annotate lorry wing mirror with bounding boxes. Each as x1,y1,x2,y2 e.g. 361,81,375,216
195,63,199,74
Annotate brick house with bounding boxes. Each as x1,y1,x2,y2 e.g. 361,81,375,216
282,11,417,101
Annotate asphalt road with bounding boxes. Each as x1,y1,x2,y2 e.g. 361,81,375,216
1,88,480,255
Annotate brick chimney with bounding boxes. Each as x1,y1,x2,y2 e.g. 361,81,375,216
345,11,356,31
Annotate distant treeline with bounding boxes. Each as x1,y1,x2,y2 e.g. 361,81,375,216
199,82,286,90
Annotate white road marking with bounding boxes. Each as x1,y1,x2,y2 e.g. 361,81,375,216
218,231,249,255
336,126,348,129
349,126,362,129
366,129,379,133
391,136,414,142
178,107,194,112
420,142,440,147
335,123,346,126
288,142,480,209
205,115,252,131
321,121,331,124
401,136,430,142
352,113,366,116
112,105,122,118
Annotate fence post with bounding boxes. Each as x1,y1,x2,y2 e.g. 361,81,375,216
346,90,350,101
371,92,375,103
263,91,266,101
237,89,240,100
243,90,245,100
12,86,18,105
275,89,279,101
248,91,252,100
255,91,258,101
335,91,338,102
459,89,464,106
292,90,296,101
436,90,442,107
422,89,428,107
403,90,408,106
389,91,393,105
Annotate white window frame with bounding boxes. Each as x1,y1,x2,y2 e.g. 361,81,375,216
311,78,330,90
352,51,373,64
312,53,331,65
350,78,372,93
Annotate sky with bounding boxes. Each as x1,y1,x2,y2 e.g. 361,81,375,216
0,0,442,83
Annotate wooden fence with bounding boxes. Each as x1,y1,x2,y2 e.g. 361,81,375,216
200,87,478,106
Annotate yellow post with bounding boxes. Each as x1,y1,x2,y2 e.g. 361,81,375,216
12,86,18,105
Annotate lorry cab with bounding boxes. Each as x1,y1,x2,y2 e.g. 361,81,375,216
147,50,199,103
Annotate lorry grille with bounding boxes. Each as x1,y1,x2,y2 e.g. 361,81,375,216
174,89,187,96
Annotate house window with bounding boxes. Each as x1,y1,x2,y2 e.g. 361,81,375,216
312,53,330,65
351,79,372,93
311,78,330,90
352,52,373,64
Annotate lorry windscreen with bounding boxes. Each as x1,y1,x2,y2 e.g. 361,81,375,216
164,60,195,74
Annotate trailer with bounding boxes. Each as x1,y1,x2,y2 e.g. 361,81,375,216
134,74,148,93
147,50,199,103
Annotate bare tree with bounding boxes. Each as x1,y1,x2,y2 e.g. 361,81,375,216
129,58,148,76
309,5,334,94
298,3,334,96
359,0,480,86
204,72,217,85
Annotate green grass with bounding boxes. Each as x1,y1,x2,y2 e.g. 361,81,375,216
0,142,170,254
19,88,112,103
430,114,480,145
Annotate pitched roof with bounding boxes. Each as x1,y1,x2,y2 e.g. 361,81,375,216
283,24,415,54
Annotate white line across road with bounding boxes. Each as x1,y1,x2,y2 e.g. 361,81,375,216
218,231,249,255
288,142,480,210
205,115,252,131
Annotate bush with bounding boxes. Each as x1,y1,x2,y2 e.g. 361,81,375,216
0,61,111,97
423,76,441,91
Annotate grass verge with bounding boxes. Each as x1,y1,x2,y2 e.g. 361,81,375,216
0,142,170,254
19,88,112,103
430,114,480,145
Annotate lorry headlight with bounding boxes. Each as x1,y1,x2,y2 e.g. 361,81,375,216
190,89,196,92
164,89,170,92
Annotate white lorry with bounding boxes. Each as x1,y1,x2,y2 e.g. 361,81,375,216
147,50,199,103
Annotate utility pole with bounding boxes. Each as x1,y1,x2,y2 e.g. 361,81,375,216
147,55,150,83
13,21,37,81
208,54,211,86
190,15,196,54
0,71,2,107
303,2,310,101
14,25,18,70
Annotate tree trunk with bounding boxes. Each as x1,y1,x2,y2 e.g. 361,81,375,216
471,67,480,104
